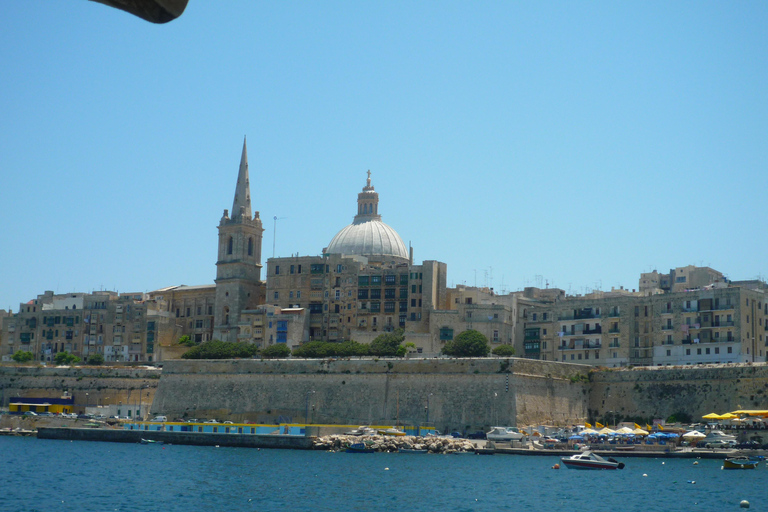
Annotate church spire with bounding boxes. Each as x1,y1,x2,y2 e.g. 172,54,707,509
231,137,251,220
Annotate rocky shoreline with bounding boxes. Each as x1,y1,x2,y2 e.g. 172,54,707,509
313,434,478,453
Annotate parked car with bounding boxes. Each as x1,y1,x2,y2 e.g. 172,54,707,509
450,431,463,438
705,439,737,449
204,419,219,423
22,411,38,417
737,440,761,449
466,431,487,440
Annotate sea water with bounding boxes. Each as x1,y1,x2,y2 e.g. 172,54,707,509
3,436,762,512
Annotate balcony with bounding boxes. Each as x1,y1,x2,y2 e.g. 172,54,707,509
583,326,602,335
608,328,620,333
713,321,734,327
558,341,602,350
661,325,673,331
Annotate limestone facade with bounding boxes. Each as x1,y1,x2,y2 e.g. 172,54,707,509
521,285,768,367
0,290,167,363
238,304,309,350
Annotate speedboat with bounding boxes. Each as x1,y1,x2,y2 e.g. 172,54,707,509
723,456,759,469
701,430,736,443
486,427,524,442
344,426,377,436
377,427,406,436
561,451,625,470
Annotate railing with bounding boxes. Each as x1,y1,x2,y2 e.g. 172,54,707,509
608,328,620,333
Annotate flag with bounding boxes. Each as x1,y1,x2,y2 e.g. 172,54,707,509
646,424,652,431
596,422,604,429
658,424,664,430
585,422,592,429
634,423,641,429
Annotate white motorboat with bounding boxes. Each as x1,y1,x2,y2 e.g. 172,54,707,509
486,427,524,442
561,451,625,470
701,429,736,443
344,426,377,436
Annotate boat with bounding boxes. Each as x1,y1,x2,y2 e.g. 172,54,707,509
140,439,164,445
345,442,375,453
486,427,524,442
560,451,625,470
344,426,377,436
398,448,428,454
701,430,736,444
723,457,759,469
377,428,406,436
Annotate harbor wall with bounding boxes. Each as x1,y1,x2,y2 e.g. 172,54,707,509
589,363,768,423
150,358,590,432
0,365,160,411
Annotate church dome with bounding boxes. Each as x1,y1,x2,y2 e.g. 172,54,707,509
325,172,409,260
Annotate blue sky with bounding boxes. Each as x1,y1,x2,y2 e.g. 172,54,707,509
1,1,766,310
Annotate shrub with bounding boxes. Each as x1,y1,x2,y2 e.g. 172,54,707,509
442,330,490,357
12,351,34,363
369,329,405,356
261,344,291,359
181,340,259,359
491,345,515,357
87,353,105,365
53,351,81,365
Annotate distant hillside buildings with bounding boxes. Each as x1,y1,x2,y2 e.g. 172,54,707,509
2,141,766,367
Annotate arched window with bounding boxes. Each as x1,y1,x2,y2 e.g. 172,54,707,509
227,237,233,255
224,307,230,325
363,204,368,214
248,237,253,256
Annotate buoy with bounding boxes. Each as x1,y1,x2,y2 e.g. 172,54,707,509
385,467,389,471
552,463,560,469
688,480,695,484
661,462,665,465
693,461,698,465
740,500,750,508
643,474,647,477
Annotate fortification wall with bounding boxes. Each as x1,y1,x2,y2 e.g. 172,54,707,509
0,364,160,410
151,358,590,432
590,363,768,422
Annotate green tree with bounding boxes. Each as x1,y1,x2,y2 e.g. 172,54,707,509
181,340,259,359
442,329,490,357
53,351,81,365
11,350,34,363
369,329,405,356
261,344,291,359
178,335,195,347
87,353,105,365
492,345,515,357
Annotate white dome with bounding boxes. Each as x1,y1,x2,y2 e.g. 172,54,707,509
326,218,408,260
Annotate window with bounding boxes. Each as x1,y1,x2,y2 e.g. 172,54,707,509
289,291,293,299
728,347,733,353
371,275,381,284
335,290,340,300
227,237,233,255
248,237,253,256
666,350,671,356
385,275,396,284
274,291,279,300
543,313,548,320
532,313,537,321
493,330,499,342
275,265,280,275
290,265,295,274
297,291,301,299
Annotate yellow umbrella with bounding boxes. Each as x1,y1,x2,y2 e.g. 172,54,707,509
633,428,649,435
701,413,722,420
719,413,737,420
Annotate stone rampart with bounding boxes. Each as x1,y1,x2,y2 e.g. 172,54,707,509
590,363,768,422
0,364,160,410
151,357,590,432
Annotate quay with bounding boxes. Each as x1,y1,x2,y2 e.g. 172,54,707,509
37,427,314,449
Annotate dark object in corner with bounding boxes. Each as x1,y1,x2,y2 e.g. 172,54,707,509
90,0,189,24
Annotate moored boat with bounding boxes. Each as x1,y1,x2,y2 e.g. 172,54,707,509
723,457,759,469
377,427,406,436
345,442,375,453
344,426,377,436
486,427,524,442
561,451,625,470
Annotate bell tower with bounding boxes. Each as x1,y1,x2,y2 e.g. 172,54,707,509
213,137,265,341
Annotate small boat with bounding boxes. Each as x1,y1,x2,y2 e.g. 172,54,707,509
344,426,377,436
140,439,164,445
561,451,625,470
723,457,759,469
398,448,428,454
486,427,524,442
377,428,406,436
345,442,375,453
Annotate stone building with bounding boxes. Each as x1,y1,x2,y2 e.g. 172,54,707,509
0,290,167,363
521,284,768,367
238,304,309,349
266,172,447,347
640,265,726,294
